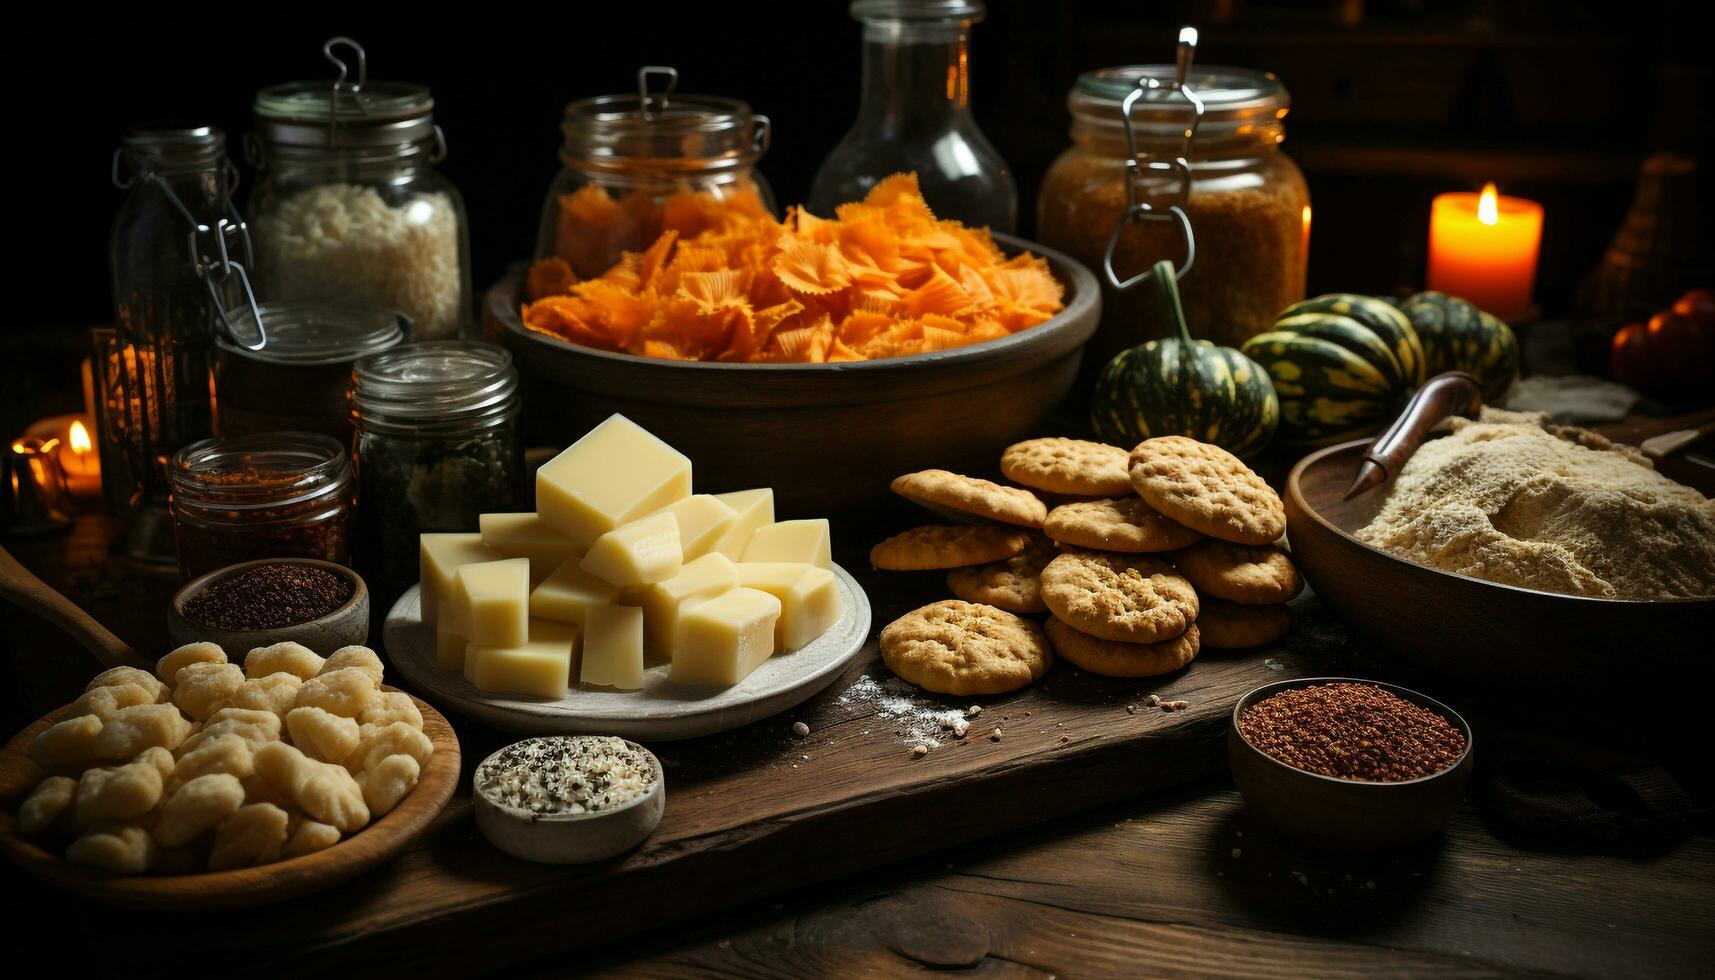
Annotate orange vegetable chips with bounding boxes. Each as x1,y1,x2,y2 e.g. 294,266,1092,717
522,173,1064,363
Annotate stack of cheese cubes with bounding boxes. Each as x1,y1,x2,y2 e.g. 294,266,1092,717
418,414,845,700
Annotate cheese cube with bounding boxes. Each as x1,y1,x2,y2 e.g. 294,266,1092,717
452,558,531,648
580,511,682,587
530,559,621,627
639,553,739,652
465,620,580,700
737,562,844,650
480,512,585,582
670,588,781,687
536,414,692,546
657,494,738,561
419,533,502,626
581,605,645,689
742,519,833,569
709,488,774,560
436,628,468,671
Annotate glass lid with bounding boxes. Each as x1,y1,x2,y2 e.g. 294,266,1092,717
560,66,769,170
1072,65,1289,138
220,303,406,365
352,341,518,425
253,38,437,147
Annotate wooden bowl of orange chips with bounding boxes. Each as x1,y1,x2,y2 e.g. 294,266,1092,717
485,174,1100,514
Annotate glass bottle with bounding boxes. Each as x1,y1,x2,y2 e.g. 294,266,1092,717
350,341,522,605
809,0,1016,231
213,302,406,441
108,123,253,563
1038,65,1308,372
247,38,472,340
169,432,355,581
534,66,775,280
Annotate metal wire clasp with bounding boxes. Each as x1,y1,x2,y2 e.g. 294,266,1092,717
638,66,679,120
1102,26,1205,292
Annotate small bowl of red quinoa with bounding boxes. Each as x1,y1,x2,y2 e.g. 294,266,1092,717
1228,677,1473,850
169,557,370,658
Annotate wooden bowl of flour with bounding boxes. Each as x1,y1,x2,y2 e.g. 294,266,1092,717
1286,439,1715,690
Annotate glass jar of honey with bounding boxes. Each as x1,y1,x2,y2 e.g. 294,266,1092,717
534,67,775,280
169,432,355,581
1038,65,1309,371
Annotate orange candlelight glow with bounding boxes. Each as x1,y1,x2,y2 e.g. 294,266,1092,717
1427,182,1542,323
24,413,102,500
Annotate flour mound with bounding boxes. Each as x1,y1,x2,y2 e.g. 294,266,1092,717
1355,410,1715,599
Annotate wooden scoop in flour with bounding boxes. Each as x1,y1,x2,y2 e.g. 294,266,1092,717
1343,372,1484,500
0,543,148,671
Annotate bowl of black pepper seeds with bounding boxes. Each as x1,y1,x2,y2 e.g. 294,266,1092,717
169,558,370,658
1228,677,1473,850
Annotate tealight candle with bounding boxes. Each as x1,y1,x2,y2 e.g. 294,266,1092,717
1427,183,1543,323
24,413,102,500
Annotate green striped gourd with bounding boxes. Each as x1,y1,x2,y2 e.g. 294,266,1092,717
1090,260,1279,458
1395,291,1520,403
1241,294,1426,447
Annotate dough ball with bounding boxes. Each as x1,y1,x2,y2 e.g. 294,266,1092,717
61,683,155,724
26,714,103,775
360,754,420,817
348,721,434,774
158,643,227,685
154,772,245,847
244,642,324,681
209,803,289,871
228,672,303,725
66,824,156,874
92,703,192,760
18,776,76,837
360,691,423,731
74,754,166,827
178,707,281,755
169,734,255,793
285,706,361,764
86,666,169,704
171,662,245,722
293,668,378,719
282,819,341,858
253,742,369,832
320,646,384,687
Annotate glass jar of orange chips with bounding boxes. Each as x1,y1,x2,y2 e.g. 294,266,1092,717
534,68,776,281
1038,65,1308,367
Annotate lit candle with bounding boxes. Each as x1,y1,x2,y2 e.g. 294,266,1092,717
1427,183,1543,323
24,413,102,500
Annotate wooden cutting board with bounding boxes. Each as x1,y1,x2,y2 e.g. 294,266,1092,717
8,565,1358,972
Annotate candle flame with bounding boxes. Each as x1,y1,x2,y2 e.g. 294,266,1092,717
69,420,92,454
1477,183,1500,226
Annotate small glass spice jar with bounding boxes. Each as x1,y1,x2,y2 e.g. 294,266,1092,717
247,38,471,340
169,432,355,581
1038,63,1309,368
351,340,522,603
534,66,775,280
213,302,406,441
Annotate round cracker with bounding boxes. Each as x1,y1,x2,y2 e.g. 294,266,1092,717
881,600,1052,696
1172,539,1302,604
1045,618,1200,678
946,537,1054,614
891,470,1047,528
1000,438,1133,496
1196,599,1292,649
1127,436,1284,545
1039,550,1199,643
870,525,1030,571
1043,496,1202,553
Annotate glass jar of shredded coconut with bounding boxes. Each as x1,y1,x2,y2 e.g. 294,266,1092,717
247,38,471,339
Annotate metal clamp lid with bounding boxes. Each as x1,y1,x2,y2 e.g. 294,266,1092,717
1101,26,1204,292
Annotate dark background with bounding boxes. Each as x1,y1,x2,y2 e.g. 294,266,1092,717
2,0,1710,437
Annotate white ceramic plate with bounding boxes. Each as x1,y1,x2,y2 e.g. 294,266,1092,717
384,564,872,740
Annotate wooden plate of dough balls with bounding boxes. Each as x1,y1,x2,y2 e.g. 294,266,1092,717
0,641,460,909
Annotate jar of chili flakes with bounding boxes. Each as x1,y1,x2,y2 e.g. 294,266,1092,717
1038,65,1309,369
534,66,776,281
169,432,355,581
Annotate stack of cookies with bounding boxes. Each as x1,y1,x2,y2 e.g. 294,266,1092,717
871,436,1302,696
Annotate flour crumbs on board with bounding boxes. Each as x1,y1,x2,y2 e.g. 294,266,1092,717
835,675,974,748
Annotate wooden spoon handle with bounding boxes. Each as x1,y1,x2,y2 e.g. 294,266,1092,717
1343,372,1484,500
0,544,146,671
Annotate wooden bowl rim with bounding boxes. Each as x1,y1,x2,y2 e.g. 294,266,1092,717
1229,675,1474,788
488,231,1100,378
171,557,370,625
0,685,459,908
1288,438,1715,608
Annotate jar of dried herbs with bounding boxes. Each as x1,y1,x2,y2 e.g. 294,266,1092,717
1038,65,1309,371
351,341,522,604
169,432,355,581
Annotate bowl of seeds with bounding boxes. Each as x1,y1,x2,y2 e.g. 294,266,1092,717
1228,677,1473,850
472,735,665,864
168,557,370,658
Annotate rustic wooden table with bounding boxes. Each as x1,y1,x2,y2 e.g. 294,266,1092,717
2,403,1711,978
